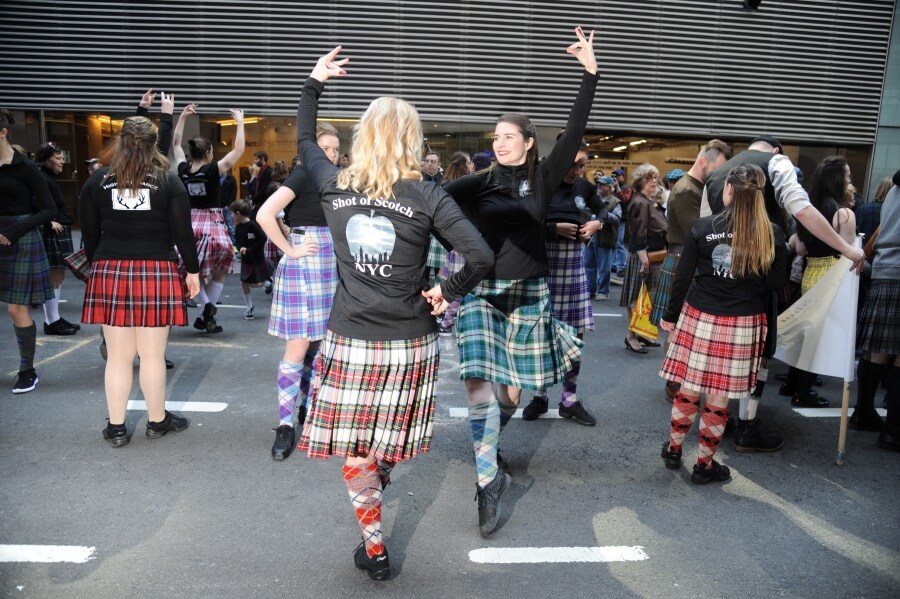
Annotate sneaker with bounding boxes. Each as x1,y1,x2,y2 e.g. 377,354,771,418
558,401,597,426
475,471,512,536
58,317,81,331
521,396,548,421
691,460,731,485
12,369,39,394
353,542,391,581
610,277,624,286
244,306,255,320
437,322,454,336
102,422,129,448
593,293,608,301
271,424,295,460
43,319,77,336
264,280,273,294
145,411,189,439
661,441,682,470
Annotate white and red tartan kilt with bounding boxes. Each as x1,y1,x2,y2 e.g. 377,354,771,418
188,208,234,276
298,331,439,463
659,302,766,399
82,259,188,327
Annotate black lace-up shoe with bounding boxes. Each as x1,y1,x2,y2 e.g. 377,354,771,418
661,441,682,470
476,471,512,536
521,396,548,421
354,542,391,580
271,424,295,460
145,411,189,439
44,319,77,335
558,401,597,426
102,422,129,447
12,369,39,394
691,460,731,485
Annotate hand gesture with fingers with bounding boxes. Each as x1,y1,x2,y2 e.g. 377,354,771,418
229,109,244,125
310,45,350,83
566,27,597,75
180,103,198,119
160,92,174,114
140,88,156,108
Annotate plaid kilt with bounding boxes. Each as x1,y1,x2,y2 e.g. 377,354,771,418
857,279,900,355
545,237,594,332
0,217,54,305
298,331,439,462
439,249,465,280
41,224,75,269
268,227,337,341
619,251,662,308
650,251,680,325
426,235,448,270
456,277,584,390
187,208,234,276
239,254,272,284
801,256,838,295
264,238,282,267
660,303,767,399
82,259,188,327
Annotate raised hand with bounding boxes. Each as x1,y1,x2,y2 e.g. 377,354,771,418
160,91,175,114
139,88,156,108
566,26,597,75
180,103,199,119
310,45,350,83
229,109,244,124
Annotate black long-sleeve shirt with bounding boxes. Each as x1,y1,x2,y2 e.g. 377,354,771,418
443,70,598,280
298,77,494,340
134,105,173,156
663,213,787,323
0,152,56,243
78,167,199,273
545,177,603,238
40,166,73,225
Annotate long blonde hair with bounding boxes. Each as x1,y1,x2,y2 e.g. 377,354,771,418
336,96,423,200
103,116,169,195
722,163,775,277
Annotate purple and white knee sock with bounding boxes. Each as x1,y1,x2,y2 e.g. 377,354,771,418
277,360,303,426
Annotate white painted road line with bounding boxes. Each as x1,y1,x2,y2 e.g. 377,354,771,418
0,545,96,563
448,407,563,419
127,400,228,413
592,312,623,317
469,546,649,564
793,408,886,418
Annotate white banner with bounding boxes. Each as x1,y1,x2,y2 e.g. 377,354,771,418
774,256,859,381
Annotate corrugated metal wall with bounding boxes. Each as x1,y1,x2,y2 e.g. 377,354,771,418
1,0,893,144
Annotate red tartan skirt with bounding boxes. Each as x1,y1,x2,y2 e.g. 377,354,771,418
188,208,234,277
82,259,188,327
659,303,766,399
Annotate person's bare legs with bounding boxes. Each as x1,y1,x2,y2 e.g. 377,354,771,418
135,326,170,423
102,325,137,425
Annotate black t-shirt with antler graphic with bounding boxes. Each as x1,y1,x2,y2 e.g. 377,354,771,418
78,167,199,273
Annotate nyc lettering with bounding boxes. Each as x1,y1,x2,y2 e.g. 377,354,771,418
355,263,393,277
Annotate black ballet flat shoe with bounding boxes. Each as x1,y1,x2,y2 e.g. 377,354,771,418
624,338,648,354
791,393,830,408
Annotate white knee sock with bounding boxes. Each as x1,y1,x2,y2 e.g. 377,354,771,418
739,396,759,420
207,280,225,305
243,292,253,308
43,289,61,324
195,286,209,306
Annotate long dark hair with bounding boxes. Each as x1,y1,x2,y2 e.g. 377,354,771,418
809,155,847,213
489,113,538,187
188,137,213,160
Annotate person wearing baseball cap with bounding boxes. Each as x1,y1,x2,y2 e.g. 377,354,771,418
84,158,101,175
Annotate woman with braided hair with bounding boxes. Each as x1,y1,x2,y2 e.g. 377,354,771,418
659,163,787,484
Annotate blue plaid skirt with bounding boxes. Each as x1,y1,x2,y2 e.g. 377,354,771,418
456,277,584,390
0,216,53,305
857,279,900,355
268,227,338,341
545,237,593,332
426,235,448,270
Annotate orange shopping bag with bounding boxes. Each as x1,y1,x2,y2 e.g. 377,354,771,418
628,281,659,341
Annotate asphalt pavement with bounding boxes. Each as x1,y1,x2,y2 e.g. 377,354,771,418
1,270,898,599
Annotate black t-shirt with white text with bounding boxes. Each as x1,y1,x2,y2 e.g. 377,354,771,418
177,160,221,210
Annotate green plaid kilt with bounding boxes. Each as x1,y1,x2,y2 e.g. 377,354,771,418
0,216,54,305
298,331,440,462
650,252,680,325
456,277,584,390
426,235,448,270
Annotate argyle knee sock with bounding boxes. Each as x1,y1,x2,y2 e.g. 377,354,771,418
697,405,730,469
560,360,582,407
277,360,303,426
377,459,396,488
342,462,384,557
498,400,517,432
14,323,37,372
468,389,500,487
298,348,318,411
668,393,701,452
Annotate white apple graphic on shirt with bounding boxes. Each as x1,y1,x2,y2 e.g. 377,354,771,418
346,210,396,267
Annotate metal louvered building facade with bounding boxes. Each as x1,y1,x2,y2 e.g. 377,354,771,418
2,0,894,145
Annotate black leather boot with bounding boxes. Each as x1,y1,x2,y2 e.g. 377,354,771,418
734,418,784,452
849,360,885,431
877,366,900,452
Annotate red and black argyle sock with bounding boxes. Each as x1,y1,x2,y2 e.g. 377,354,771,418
668,393,701,452
342,462,384,558
696,405,730,469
